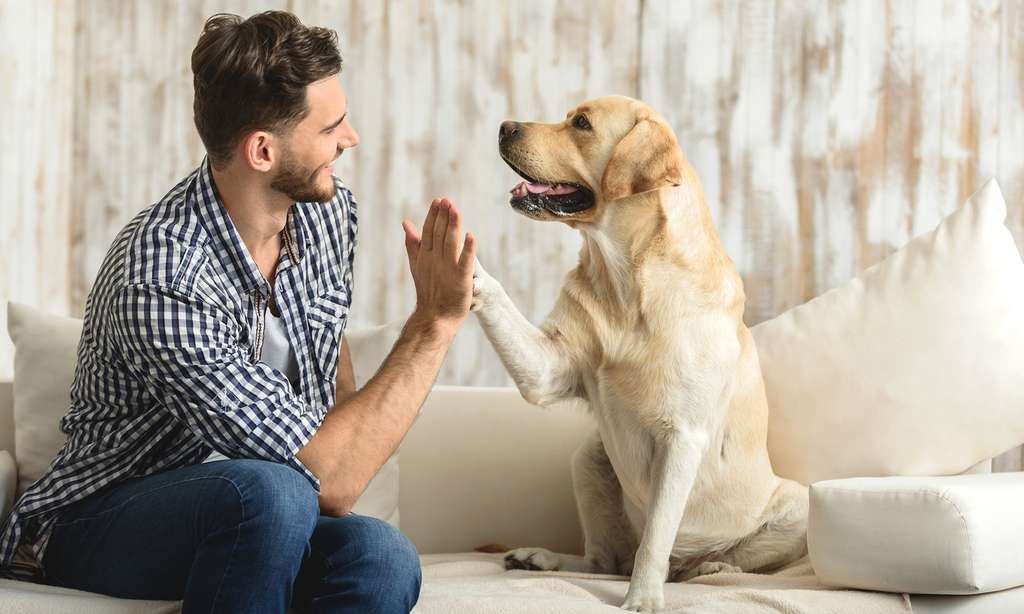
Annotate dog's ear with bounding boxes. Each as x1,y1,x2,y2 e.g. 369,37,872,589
600,115,684,201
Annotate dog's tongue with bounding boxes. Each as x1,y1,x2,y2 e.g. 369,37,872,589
510,181,578,197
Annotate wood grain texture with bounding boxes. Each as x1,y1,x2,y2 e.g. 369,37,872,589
1,3,1022,453
0,0,75,380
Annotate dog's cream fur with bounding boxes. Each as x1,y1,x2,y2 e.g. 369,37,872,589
472,96,808,612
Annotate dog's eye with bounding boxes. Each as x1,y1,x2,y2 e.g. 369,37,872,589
572,114,592,131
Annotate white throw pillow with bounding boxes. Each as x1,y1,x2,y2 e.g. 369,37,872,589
342,318,405,527
344,319,405,389
6,303,402,526
7,303,81,498
752,178,1024,485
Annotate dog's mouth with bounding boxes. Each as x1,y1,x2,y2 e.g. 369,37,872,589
502,157,595,217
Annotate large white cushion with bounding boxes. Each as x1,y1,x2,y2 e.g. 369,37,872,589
5,302,399,524
752,179,1024,485
808,472,1024,594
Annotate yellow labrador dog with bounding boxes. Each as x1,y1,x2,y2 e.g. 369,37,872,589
471,96,808,612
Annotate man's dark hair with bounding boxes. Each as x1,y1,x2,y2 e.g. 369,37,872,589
191,11,342,169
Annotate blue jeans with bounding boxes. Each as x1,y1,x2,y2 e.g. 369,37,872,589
41,459,421,613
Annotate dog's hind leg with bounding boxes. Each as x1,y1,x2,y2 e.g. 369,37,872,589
676,479,808,581
718,479,809,574
472,259,579,406
505,431,637,575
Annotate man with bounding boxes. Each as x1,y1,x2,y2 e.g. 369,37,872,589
0,10,475,613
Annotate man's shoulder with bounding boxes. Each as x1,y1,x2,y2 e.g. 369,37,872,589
116,169,213,291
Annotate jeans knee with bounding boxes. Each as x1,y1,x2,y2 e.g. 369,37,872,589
377,521,422,590
363,518,421,609
316,514,421,609
225,460,319,545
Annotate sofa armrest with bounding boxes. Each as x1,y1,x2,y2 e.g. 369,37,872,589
398,385,590,555
809,472,1024,594
0,450,16,520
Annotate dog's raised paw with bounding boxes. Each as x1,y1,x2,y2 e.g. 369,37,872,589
504,547,560,571
471,259,501,312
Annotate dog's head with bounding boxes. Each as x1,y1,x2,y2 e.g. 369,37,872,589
498,96,685,224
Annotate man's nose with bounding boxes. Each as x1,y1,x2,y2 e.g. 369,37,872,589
499,121,521,143
338,120,359,149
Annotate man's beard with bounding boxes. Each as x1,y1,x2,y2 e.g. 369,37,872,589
271,147,336,203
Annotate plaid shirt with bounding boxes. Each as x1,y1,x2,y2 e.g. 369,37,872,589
0,157,357,581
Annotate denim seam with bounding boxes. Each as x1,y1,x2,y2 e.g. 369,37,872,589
197,476,246,613
208,522,243,612
51,476,244,528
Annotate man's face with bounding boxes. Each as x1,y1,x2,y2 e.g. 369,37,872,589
270,75,359,203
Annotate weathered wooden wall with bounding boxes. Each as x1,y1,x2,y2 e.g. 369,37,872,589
2,2,1022,447
0,0,75,379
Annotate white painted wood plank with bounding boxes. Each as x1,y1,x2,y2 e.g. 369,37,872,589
0,0,75,379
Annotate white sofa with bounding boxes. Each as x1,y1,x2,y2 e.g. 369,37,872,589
2,177,1024,612
1,380,1024,614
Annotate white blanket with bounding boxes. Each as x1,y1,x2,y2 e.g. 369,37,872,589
0,552,911,614
415,552,912,614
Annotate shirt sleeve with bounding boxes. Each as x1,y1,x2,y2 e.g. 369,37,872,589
110,282,325,490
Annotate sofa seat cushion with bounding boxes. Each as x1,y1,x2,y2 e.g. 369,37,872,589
6,552,1024,614
809,472,1024,594
0,578,180,613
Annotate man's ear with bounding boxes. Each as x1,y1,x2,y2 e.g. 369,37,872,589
599,116,684,201
240,131,275,173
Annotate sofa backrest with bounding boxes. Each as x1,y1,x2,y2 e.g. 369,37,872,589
0,375,997,555
399,385,590,555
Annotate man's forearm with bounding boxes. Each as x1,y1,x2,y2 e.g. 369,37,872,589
335,336,356,404
297,311,454,515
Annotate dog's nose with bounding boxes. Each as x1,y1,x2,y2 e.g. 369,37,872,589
499,121,521,143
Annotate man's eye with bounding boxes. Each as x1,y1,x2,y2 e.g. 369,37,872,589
572,114,592,131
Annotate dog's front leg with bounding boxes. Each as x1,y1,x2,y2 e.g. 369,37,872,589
472,259,577,406
622,430,706,612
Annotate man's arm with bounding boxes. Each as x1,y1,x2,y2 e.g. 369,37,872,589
335,336,356,404
298,198,475,516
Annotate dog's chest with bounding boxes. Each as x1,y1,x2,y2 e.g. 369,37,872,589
583,341,685,505
595,408,657,504
581,319,702,412
578,311,732,506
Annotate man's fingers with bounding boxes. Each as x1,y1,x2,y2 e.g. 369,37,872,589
443,203,461,261
402,219,420,266
458,232,477,273
421,200,440,252
432,198,451,255
402,218,421,243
